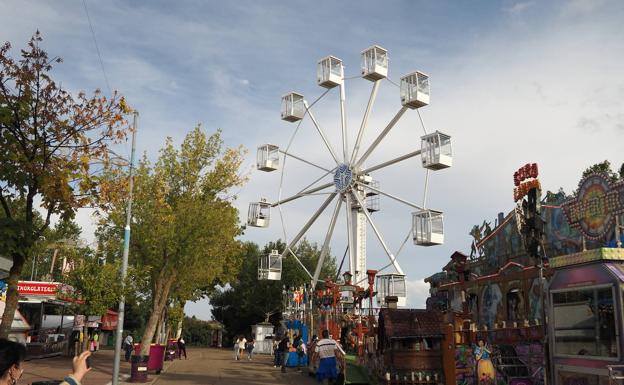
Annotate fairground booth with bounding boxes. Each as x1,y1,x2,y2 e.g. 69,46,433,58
419,168,624,385
1,280,118,357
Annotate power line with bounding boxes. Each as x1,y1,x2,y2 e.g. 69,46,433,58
82,0,112,95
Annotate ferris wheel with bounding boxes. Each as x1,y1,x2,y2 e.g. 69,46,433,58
248,45,452,307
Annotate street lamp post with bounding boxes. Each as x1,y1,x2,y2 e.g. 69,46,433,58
112,111,138,385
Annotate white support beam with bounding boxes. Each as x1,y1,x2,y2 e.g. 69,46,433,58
282,193,338,280
355,181,422,210
304,101,341,165
355,106,408,168
350,191,404,275
351,80,380,165
361,149,421,174
271,182,334,207
279,149,331,172
345,193,357,275
312,198,343,289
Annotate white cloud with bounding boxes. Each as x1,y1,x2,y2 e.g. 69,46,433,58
405,278,431,309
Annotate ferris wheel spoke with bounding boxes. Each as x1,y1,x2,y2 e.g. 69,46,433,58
295,167,337,196
350,191,404,275
361,149,422,174
311,197,343,289
282,192,338,280
271,182,334,207
304,100,341,165
279,149,331,172
350,80,381,165
355,106,408,169
354,181,422,210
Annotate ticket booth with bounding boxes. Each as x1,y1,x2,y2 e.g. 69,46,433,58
548,248,624,385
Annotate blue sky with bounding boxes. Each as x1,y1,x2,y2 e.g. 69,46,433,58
2,0,623,320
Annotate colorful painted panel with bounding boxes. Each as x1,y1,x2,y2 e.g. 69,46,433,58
480,284,502,329
550,263,616,290
562,174,624,240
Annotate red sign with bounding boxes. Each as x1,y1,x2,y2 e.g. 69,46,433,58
513,163,540,202
101,310,119,331
17,281,60,296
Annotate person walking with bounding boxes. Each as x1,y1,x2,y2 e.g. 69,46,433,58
245,338,255,361
313,330,345,384
278,335,290,373
234,336,241,361
123,334,134,362
293,334,306,371
92,332,99,352
177,336,187,359
237,336,247,361
272,339,280,367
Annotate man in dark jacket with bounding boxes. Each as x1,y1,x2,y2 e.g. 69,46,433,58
278,335,290,373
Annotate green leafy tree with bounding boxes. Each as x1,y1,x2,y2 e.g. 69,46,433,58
61,252,126,352
0,33,129,337
581,160,622,182
210,239,336,341
98,126,246,355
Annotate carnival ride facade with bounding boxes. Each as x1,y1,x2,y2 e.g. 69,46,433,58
421,172,624,385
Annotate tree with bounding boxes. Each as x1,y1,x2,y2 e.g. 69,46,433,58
61,252,126,353
581,160,621,182
98,126,246,355
210,239,337,341
0,33,129,337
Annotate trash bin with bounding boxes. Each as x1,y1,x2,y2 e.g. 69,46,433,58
133,343,166,374
147,344,165,374
130,355,149,383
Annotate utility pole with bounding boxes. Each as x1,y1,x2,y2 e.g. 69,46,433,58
112,111,138,385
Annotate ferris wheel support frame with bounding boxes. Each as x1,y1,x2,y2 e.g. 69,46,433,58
351,80,381,165
267,68,444,296
281,192,338,280
312,197,343,288
350,190,404,275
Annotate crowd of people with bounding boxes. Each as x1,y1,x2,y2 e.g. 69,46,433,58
271,329,345,383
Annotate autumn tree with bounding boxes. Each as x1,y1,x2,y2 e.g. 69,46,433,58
0,33,129,337
98,126,246,356
61,251,127,353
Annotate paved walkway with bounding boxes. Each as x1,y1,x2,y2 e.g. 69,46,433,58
150,348,319,385
22,348,130,385
21,347,322,385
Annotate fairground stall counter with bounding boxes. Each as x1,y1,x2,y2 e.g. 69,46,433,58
548,248,624,385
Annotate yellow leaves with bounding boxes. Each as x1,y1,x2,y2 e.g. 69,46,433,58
119,97,133,114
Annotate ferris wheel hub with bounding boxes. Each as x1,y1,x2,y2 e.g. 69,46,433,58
334,164,355,193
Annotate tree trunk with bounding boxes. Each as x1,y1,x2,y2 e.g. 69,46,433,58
139,273,175,356
0,257,25,338
82,324,90,353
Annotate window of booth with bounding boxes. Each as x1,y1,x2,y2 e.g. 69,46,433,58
552,286,617,359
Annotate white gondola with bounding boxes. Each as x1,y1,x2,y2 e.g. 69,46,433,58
281,92,305,122
258,249,282,280
317,56,343,88
257,144,280,172
361,45,388,81
376,274,407,307
421,131,452,170
400,71,430,108
248,200,270,228
412,209,444,246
